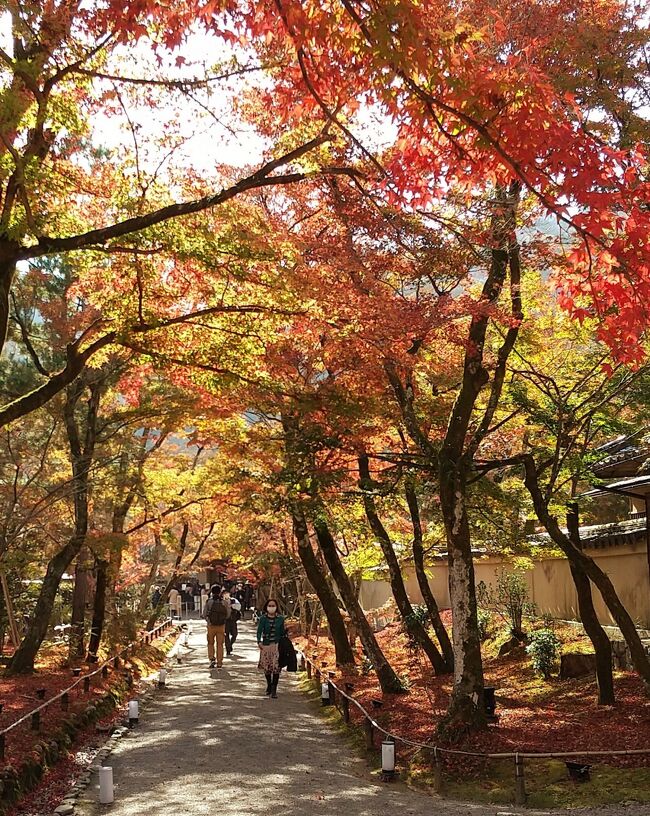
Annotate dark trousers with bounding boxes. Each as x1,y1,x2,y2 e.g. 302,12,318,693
225,620,238,654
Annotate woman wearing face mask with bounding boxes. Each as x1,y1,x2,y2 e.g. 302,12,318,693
257,598,285,698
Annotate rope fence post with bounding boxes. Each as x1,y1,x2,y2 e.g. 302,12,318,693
341,693,350,723
328,672,336,708
433,747,443,792
306,659,312,680
364,717,374,751
514,753,526,805
61,692,69,712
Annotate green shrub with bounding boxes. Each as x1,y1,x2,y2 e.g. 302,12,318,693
477,569,535,638
407,604,430,628
527,629,561,678
477,609,491,641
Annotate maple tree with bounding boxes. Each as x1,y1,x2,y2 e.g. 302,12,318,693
0,1,362,429
1,0,649,744
100,0,650,352
471,304,650,692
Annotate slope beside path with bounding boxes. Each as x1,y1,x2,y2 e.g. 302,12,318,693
73,621,637,816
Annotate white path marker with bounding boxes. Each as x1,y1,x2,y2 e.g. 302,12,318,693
99,766,114,804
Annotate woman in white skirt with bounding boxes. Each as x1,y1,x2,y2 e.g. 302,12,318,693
256,599,286,698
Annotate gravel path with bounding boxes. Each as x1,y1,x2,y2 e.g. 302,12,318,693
75,621,646,816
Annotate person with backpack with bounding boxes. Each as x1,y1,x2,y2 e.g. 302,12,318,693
256,598,285,698
203,585,231,669
224,590,241,656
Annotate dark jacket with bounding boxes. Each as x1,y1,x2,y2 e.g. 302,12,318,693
278,633,297,672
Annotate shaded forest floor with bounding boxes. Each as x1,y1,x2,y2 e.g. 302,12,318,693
294,613,650,808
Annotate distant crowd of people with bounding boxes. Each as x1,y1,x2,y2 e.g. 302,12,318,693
151,579,255,619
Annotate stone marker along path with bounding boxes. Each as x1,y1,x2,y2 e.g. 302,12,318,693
74,622,641,816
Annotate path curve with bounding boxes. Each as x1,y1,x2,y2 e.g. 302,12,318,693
75,621,644,816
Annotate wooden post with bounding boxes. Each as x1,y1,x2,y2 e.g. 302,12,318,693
306,660,312,680
102,665,109,678
328,672,336,707
114,656,121,670
433,748,443,792
341,694,350,723
363,717,374,750
514,755,526,805
83,676,91,693
31,710,40,731
0,733,5,760
61,693,69,711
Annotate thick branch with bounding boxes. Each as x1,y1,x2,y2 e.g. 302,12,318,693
15,137,361,261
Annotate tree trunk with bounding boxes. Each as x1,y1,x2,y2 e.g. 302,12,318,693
137,533,164,617
436,189,521,732
297,578,308,636
87,558,108,660
101,433,162,645
312,512,404,693
9,539,85,673
292,507,355,666
0,255,16,354
8,379,101,674
405,479,454,670
566,505,615,705
523,456,650,687
146,522,189,631
438,455,487,732
359,455,449,675
68,546,92,661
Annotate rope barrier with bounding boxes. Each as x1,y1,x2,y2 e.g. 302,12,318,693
302,653,650,761
0,618,173,739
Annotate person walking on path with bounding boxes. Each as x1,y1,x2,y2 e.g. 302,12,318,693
169,584,183,618
257,598,285,698
204,585,231,669
225,591,241,656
